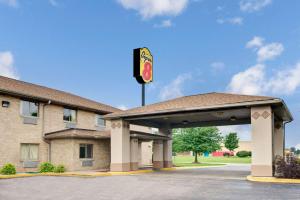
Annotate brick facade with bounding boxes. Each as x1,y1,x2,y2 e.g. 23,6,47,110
0,94,111,172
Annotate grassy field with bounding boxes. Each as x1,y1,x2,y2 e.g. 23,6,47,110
173,162,225,167
173,155,251,167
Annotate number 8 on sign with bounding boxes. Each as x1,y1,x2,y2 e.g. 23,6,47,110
133,47,153,84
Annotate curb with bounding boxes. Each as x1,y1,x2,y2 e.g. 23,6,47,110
1,165,227,179
247,175,300,184
0,170,154,179
0,174,37,179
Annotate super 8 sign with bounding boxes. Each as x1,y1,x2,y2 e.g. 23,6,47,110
134,48,153,84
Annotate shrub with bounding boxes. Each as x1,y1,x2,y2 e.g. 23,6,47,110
236,151,251,158
39,162,55,173
53,165,66,173
0,163,16,175
223,152,231,157
275,156,300,179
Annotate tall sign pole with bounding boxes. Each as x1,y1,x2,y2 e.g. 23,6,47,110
133,48,153,106
142,84,145,106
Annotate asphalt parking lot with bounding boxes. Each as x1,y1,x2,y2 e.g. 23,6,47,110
0,165,299,200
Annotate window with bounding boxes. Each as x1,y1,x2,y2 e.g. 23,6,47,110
2,101,10,108
79,144,93,159
96,114,106,127
21,144,39,161
21,101,39,117
63,108,77,122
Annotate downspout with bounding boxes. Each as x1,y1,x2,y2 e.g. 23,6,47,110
43,100,52,162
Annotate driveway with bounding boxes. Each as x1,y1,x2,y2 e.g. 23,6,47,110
0,165,299,200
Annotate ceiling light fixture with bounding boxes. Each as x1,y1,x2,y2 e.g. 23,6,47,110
230,116,237,121
182,120,189,125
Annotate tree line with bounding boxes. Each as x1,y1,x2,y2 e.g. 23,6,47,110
172,127,239,163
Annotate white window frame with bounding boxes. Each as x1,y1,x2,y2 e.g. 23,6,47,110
20,100,39,118
79,144,93,159
95,114,106,128
20,143,39,162
63,108,77,123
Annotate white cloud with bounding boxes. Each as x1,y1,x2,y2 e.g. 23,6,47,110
246,36,264,49
267,63,300,95
117,105,128,110
240,0,272,12
257,43,284,62
0,51,19,79
0,0,18,7
218,125,251,141
117,0,189,19
217,17,243,25
159,73,192,101
296,144,300,150
246,36,284,62
49,0,58,7
227,62,300,95
227,64,265,95
154,19,173,28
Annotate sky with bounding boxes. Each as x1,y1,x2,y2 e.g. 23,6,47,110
0,0,300,148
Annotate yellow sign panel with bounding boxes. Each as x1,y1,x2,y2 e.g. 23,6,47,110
134,47,153,84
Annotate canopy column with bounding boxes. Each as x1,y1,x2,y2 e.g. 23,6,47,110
138,141,142,168
110,120,131,172
130,138,139,171
251,106,274,177
153,140,164,169
274,120,284,158
160,127,173,168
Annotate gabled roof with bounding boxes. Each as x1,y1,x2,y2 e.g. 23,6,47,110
0,76,120,114
105,92,292,120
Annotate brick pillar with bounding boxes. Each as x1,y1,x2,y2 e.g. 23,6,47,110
251,106,274,177
153,140,164,169
110,120,131,172
130,138,139,171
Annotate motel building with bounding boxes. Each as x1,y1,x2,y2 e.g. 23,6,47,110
0,75,293,177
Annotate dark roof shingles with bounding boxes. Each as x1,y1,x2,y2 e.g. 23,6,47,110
106,92,277,118
0,76,120,113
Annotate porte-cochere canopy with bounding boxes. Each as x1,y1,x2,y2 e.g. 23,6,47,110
105,93,293,177
105,92,292,128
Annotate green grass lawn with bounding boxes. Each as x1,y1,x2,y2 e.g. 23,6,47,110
173,162,225,167
173,155,251,167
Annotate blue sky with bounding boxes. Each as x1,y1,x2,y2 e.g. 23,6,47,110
0,0,300,148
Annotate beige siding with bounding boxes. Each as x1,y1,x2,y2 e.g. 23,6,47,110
0,95,48,171
141,142,153,165
50,138,110,171
44,105,99,133
77,110,97,130
0,94,153,172
50,139,74,170
0,94,110,172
